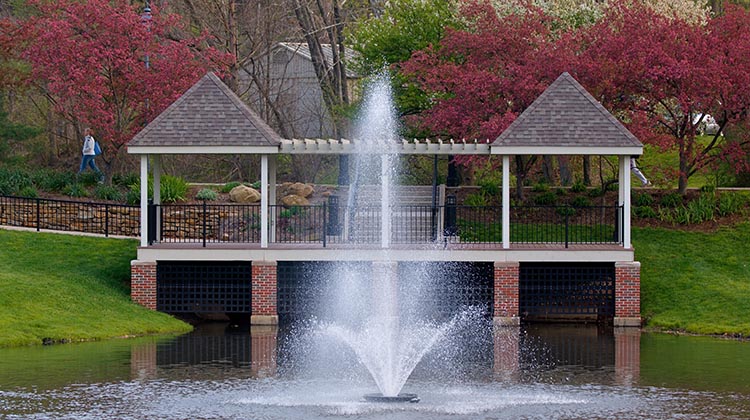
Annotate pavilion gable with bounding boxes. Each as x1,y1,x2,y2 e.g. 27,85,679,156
490,72,643,156
128,72,281,154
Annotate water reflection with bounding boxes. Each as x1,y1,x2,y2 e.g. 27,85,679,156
1,323,750,419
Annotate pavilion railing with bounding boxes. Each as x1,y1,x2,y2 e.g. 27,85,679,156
0,195,622,247
152,202,623,248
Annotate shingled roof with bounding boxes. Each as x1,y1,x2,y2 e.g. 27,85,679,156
128,72,281,154
490,72,642,156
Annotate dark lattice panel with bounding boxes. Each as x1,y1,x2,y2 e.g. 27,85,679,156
398,262,494,320
519,263,615,318
157,261,252,313
156,334,253,367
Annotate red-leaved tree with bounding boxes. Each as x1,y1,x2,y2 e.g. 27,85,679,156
400,0,575,193
4,0,232,174
575,2,750,194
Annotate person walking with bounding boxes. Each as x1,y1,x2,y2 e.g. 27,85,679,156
78,128,103,182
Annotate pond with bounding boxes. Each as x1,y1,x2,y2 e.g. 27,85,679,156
1,323,749,419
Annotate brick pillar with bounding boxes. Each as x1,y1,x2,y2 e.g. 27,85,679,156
615,261,641,327
494,262,520,326
131,260,157,310
251,260,278,325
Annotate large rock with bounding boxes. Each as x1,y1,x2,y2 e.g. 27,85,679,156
229,185,261,203
280,182,314,198
281,194,309,207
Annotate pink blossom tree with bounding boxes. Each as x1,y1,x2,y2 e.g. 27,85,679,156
5,0,232,175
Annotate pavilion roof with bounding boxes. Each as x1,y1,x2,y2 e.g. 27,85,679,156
490,72,643,156
128,72,281,154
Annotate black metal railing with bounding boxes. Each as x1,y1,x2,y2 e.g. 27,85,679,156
0,195,624,248
158,202,261,245
0,195,139,237
511,205,622,247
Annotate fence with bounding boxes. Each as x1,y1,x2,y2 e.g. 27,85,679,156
0,195,623,247
0,195,139,237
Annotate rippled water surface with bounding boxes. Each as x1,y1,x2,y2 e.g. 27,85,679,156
1,324,749,420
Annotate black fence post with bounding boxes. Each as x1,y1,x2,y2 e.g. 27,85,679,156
105,203,109,237
565,208,570,248
322,201,327,248
444,195,457,236
202,200,207,248
36,197,40,232
326,195,341,236
147,200,157,245
614,205,622,244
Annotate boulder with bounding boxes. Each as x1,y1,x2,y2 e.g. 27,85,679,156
281,182,314,198
281,194,309,207
229,185,261,203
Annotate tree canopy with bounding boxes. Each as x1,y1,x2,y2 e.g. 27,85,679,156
2,0,231,171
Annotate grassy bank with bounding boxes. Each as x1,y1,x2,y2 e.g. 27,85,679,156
634,223,750,336
0,229,191,347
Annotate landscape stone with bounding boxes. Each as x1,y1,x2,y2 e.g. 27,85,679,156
229,185,261,203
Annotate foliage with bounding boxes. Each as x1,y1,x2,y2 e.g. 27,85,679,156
570,180,587,193
633,192,655,207
587,187,604,198
94,184,122,201
533,191,557,205
717,192,746,216
634,205,657,218
128,175,188,204
660,192,683,207
478,179,500,196
220,181,242,193
63,183,88,198
0,167,32,195
195,188,218,201
532,182,550,193
348,0,461,117
112,173,139,188
0,230,190,347
0,97,41,162
32,169,74,193
78,171,101,187
570,196,591,207
464,192,489,207
17,185,37,198
3,0,232,170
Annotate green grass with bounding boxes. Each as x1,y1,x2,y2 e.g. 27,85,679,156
639,140,712,188
0,230,191,347
634,223,750,336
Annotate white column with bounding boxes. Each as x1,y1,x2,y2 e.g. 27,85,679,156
139,155,149,247
261,154,269,248
269,155,277,244
502,155,510,249
152,156,161,242
621,156,632,249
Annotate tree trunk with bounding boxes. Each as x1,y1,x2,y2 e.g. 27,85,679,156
678,153,689,195
558,155,572,186
514,155,525,200
582,156,591,185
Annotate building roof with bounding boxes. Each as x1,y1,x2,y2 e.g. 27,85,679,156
490,72,643,156
128,72,281,154
278,42,359,79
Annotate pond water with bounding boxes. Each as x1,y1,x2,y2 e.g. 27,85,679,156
1,323,749,419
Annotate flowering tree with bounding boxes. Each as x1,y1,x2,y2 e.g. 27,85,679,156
576,2,750,194
4,0,231,174
402,0,750,194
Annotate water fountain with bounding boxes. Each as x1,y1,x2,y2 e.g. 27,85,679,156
314,73,483,403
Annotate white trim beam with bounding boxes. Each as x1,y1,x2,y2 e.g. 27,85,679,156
152,156,162,242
